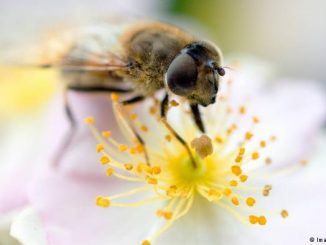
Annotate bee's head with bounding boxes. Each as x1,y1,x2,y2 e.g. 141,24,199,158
165,41,225,107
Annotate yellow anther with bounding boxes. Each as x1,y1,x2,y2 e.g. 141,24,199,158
156,209,163,217
235,156,243,163
251,152,260,160
101,198,110,207
135,143,144,153
100,156,110,165
106,168,113,176
239,175,248,182
246,197,256,207
239,105,246,114
96,144,104,153
239,147,246,155
143,165,153,174
245,131,253,140
263,185,272,196
84,116,94,124
252,116,260,124
96,196,110,208
147,177,157,185
163,211,173,220
219,95,226,101
227,106,233,114
165,135,172,142
124,163,133,171
166,185,177,196
299,159,308,166
208,188,221,199
231,165,242,176
141,240,151,245
95,196,102,206
136,163,144,173
258,216,267,225
231,123,238,130
215,136,223,144
149,106,157,115
129,147,137,154
111,93,119,102
170,100,179,107
119,144,128,152
229,180,238,187
265,157,272,165
130,113,138,120
281,209,289,218
231,196,240,206
270,135,277,141
102,131,112,138
249,215,258,224
223,188,232,196
260,140,266,148
152,166,161,175
140,125,148,132
226,128,233,135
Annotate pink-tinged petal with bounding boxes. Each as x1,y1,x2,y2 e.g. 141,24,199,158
249,80,326,167
0,118,46,213
43,92,122,178
27,166,159,244
10,206,47,245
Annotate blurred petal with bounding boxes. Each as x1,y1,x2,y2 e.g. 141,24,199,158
10,206,47,245
26,167,159,244
250,80,326,167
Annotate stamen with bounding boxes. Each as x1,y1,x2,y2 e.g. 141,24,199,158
100,156,110,165
96,143,105,153
246,197,256,207
231,165,242,176
84,116,94,124
111,93,119,102
141,240,151,245
281,209,289,218
262,185,272,196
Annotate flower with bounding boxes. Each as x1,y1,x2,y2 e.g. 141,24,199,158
83,74,317,244
6,62,326,245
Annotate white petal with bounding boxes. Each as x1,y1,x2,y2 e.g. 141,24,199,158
10,206,47,245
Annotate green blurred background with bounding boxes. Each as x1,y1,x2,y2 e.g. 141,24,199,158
168,0,326,83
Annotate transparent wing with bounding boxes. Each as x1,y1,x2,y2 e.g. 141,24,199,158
0,18,133,72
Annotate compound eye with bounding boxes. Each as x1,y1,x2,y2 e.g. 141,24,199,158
166,53,198,96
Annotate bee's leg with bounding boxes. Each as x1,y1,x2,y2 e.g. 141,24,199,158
121,95,145,105
52,86,132,168
52,89,77,168
119,96,151,165
160,93,197,168
190,104,205,133
67,86,133,93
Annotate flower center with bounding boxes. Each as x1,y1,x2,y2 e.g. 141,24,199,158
85,85,299,244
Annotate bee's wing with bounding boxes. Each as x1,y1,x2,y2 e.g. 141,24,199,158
1,19,133,72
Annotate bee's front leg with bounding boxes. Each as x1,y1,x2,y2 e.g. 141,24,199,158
160,93,197,168
190,104,205,133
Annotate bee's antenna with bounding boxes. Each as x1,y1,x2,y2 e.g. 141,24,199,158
223,66,235,71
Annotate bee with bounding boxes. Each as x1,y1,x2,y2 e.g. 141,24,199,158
28,20,225,165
